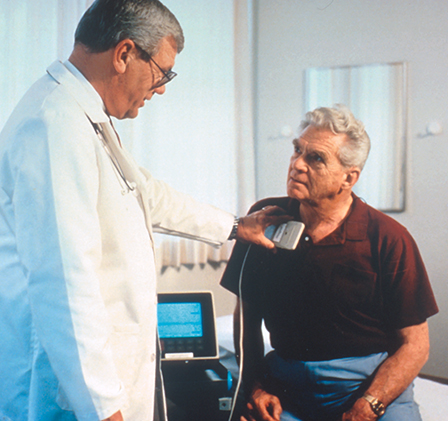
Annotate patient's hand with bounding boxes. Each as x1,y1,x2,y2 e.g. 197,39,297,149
241,387,282,421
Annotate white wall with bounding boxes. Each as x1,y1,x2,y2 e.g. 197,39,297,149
254,0,448,378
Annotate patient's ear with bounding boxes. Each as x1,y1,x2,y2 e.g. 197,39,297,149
342,167,360,190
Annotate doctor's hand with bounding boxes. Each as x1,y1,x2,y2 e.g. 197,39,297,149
102,410,124,421
236,206,293,250
241,387,283,421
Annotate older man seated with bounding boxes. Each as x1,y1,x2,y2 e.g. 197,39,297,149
221,105,438,421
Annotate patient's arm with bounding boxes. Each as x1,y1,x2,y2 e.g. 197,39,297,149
342,321,430,421
233,299,264,383
234,299,283,421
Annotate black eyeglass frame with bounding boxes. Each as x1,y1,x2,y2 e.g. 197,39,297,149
134,42,177,89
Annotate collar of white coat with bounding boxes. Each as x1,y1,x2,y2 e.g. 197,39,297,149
46,60,109,124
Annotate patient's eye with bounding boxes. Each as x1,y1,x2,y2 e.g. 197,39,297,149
305,152,327,168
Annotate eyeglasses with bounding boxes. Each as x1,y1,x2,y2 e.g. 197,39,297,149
149,56,177,88
134,42,177,89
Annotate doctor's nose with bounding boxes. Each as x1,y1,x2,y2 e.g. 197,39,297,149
145,85,166,101
154,85,166,96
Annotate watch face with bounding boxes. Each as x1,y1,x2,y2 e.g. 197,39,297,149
362,394,386,417
373,402,386,416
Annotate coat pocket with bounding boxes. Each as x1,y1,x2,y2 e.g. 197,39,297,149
56,323,143,412
109,324,143,395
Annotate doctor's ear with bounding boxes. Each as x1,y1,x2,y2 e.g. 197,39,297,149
112,39,136,74
342,167,361,189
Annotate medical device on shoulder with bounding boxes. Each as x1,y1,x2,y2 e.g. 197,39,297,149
264,221,305,250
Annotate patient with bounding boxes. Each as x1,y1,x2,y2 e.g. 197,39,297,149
221,105,438,421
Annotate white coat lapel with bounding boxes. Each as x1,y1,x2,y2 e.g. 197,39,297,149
96,120,156,246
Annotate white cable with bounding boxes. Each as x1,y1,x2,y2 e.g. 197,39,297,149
227,244,252,421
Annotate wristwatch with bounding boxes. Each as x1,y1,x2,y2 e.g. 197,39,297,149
362,393,386,417
228,217,239,240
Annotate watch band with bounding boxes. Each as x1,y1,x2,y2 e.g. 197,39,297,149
228,216,239,240
362,393,386,417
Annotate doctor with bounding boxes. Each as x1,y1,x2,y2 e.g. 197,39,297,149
0,1,288,420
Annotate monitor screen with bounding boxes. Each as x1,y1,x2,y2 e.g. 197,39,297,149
157,292,218,360
157,302,203,339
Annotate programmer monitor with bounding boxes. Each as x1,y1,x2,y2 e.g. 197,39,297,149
157,291,219,362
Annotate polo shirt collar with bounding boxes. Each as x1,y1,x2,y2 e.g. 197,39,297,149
296,194,369,246
344,195,369,241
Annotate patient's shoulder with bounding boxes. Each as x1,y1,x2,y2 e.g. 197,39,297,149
248,196,298,215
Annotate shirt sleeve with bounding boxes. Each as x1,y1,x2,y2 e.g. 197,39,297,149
381,227,438,329
220,241,253,295
220,197,289,299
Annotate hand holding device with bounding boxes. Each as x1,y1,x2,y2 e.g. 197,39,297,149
264,221,305,250
236,206,293,249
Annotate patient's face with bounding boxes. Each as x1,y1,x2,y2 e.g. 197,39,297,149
287,125,350,205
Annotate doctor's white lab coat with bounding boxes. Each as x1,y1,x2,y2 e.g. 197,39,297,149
0,61,234,421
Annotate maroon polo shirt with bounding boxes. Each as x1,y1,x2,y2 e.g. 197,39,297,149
220,195,438,361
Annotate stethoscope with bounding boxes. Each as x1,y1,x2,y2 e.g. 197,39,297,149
92,121,138,196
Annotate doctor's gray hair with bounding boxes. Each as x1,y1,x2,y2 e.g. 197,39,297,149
299,104,371,170
75,0,184,56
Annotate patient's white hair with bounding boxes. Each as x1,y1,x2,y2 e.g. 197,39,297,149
300,104,370,170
